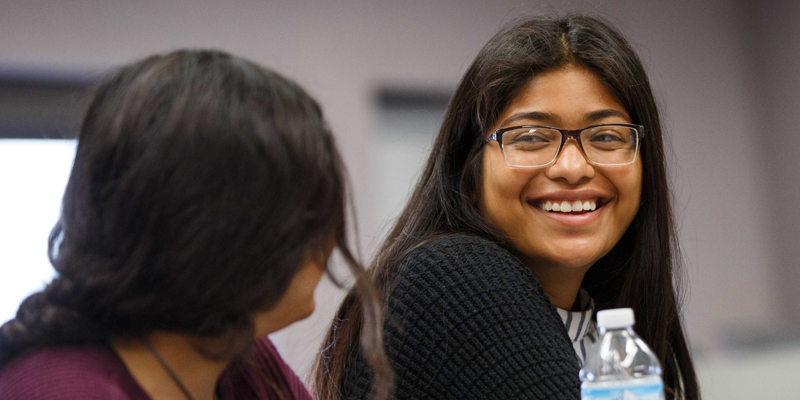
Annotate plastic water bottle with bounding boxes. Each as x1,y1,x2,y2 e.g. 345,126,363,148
579,308,664,400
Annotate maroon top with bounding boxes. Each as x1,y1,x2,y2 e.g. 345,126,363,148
0,337,314,400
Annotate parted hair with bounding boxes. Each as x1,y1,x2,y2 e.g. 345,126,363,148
0,50,390,397
314,15,699,400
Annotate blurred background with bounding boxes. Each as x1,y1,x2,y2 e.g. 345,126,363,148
1,0,798,398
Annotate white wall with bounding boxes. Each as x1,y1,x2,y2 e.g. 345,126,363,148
0,0,792,393
0,140,75,323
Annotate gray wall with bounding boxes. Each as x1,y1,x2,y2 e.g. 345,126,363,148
749,0,800,330
1,0,796,382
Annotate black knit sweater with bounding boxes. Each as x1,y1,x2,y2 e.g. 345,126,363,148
343,235,581,399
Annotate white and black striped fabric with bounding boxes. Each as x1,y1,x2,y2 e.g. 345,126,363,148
555,288,598,366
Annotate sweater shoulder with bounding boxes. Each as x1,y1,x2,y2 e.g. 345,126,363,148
389,234,544,307
0,345,146,400
408,234,513,261
398,234,529,282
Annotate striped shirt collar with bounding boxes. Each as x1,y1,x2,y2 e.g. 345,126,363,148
555,288,598,364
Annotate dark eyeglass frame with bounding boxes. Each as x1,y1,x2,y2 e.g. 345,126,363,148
484,123,646,167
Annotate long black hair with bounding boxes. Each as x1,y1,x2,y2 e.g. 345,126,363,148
315,15,699,400
0,49,390,396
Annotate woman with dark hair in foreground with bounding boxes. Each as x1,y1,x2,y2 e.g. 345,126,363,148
0,50,390,400
315,15,699,400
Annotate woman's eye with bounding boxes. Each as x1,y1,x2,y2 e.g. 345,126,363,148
515,135,548,143
590,133,624,142
509,128,557,144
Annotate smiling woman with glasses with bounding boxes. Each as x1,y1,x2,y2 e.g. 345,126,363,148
314,14,700,400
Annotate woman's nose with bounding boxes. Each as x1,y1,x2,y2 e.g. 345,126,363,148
545,140,595,184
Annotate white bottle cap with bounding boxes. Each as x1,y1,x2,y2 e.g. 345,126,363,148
597,308,635,329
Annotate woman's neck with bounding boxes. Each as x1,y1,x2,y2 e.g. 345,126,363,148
525,260,589,310
111,332,230,400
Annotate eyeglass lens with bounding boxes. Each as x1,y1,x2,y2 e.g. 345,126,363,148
501,125,639,167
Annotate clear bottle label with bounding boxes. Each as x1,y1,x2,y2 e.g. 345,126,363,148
581,381,663,400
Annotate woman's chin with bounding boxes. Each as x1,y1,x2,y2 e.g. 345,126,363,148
514,235,602,264
298,299,316,321
252,298,317,338
522,245,607,273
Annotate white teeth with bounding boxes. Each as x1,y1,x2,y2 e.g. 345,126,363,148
538,199,600,213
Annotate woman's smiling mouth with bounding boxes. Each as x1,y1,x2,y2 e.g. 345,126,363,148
526,195,611,226
536,199,599,213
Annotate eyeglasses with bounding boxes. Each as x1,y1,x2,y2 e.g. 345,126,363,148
484,123,644,167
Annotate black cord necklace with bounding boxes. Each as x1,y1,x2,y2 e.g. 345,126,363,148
139,337,196,400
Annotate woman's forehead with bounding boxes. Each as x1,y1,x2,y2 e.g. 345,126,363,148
493,66,630,130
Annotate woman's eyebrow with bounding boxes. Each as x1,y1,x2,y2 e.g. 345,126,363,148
584,109,630,122
501,111,558,126
499,109,630,128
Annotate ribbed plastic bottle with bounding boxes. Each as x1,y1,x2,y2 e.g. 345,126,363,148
579,308,664,400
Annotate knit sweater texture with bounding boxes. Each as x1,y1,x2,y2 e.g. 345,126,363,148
0,337,313,400
343,235,581,399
